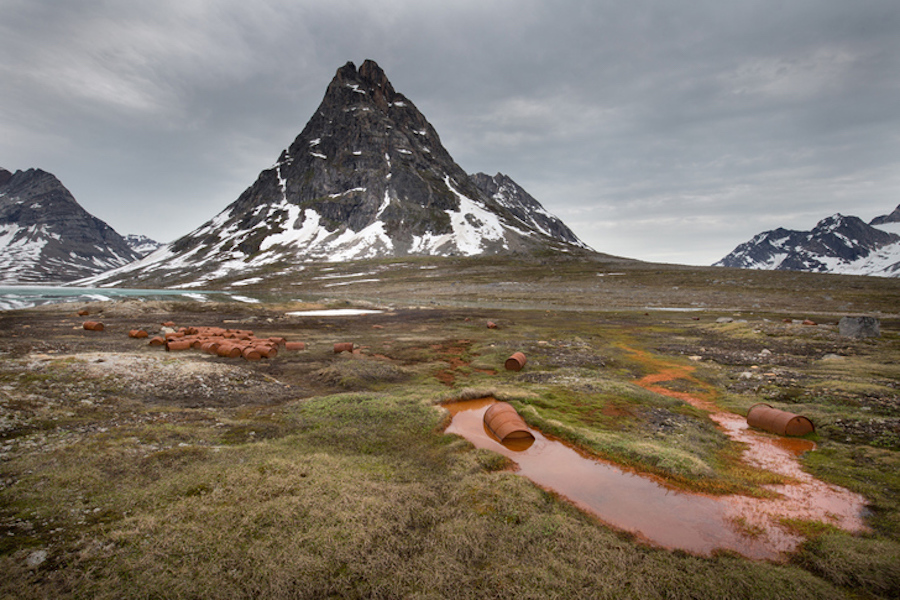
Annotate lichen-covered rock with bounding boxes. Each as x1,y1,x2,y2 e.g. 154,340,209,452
839,316,881,338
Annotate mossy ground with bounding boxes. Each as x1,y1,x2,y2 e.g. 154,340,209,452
2,259,899,598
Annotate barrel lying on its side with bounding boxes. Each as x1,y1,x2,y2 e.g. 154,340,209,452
505,352,527,371
483,401,535,442
747,403,815,437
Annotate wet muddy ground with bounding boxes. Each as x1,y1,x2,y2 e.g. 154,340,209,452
2,280,899,597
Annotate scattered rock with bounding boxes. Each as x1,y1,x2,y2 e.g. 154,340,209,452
839,316,880,339
26,549,47,568
716,317,733,324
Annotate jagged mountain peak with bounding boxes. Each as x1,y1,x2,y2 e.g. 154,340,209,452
87,60,589,288
0,167,139,283
871,204,900,227
715,208,900,278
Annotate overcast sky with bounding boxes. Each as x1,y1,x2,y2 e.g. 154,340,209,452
2,0,898,265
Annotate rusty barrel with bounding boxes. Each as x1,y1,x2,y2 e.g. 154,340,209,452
128,329,149,339
483,402,535,442
747,403,815,437
334,342,354,353
505,352,527,371
83,321,104,331
284,341,306,351
166,340,192,351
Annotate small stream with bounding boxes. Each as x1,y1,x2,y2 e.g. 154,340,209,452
443,352,869,560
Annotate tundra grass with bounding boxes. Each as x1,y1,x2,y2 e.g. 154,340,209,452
3,299,899,598
0,391,854,600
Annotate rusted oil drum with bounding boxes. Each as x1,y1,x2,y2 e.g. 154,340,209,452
148,336,166,346
268,337,287,346
128,329,149,339
242,347,262,361
334,342,354,353
747,403,815,437
216,344,242,358
284,341,306,351
483,402,535,442
83,321,104,331
505,352,527,371
166,340,192,351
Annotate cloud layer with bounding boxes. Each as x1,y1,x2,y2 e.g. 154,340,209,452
2,0,898,265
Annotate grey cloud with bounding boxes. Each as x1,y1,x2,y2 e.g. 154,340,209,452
1,0,897,264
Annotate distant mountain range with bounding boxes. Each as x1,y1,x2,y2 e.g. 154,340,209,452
6,59,897,287
0,167,145,284
715,207,900,277
80,59,590,288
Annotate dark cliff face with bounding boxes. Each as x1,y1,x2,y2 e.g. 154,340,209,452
0,168,139,283
159,59,589,274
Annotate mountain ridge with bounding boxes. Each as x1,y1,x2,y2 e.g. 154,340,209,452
82,60,591,288
0,167,140,283
715,207,900,277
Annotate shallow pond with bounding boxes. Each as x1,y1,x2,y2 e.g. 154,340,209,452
444,353,869,561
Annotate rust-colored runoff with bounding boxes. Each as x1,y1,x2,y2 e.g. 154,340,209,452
284,341,306,351
128,329,149,339
505,352,527,371
483,401,535,442
747,403,815,437
334,342,354,353
83,321,104,331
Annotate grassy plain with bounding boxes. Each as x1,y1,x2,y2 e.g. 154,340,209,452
1,255,899,598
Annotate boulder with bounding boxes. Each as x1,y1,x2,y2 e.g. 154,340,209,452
839,316,880,339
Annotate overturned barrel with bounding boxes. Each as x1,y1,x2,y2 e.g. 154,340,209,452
747,403,815,437
334,342,354,354
483,401,535,443
83,321,104,331
505,352,527,371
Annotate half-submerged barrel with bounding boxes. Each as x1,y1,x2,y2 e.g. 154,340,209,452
505,352,527,371
747,403,815,437
334,342,354,353
483,401,535,443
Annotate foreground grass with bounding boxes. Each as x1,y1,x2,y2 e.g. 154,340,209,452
2,296,900,598
1,391,852,599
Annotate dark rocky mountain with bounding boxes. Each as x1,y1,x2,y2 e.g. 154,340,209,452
714,212,900,277
870,204,900,231
124,234,163,257
468,172,585,247
83,60,590,288
0,167,140,284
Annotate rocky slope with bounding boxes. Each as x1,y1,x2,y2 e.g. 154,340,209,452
123,234,163,257
715,210,900,278
0,168,140,284
82,60,591,289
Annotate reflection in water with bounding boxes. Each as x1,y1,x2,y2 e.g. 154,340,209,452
444,393,868,561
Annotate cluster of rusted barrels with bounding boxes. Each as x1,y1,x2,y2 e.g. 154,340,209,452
134,324,306,361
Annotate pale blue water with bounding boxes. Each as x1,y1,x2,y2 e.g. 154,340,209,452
0,286,231,311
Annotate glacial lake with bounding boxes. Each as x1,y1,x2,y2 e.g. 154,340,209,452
0,286,237,311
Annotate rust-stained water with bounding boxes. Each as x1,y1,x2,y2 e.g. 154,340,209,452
443,350,869,561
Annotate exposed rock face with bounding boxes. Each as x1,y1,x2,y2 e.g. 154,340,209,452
714,213,900,278
0,168,139,283
468,172,588,248
84,60,590,288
